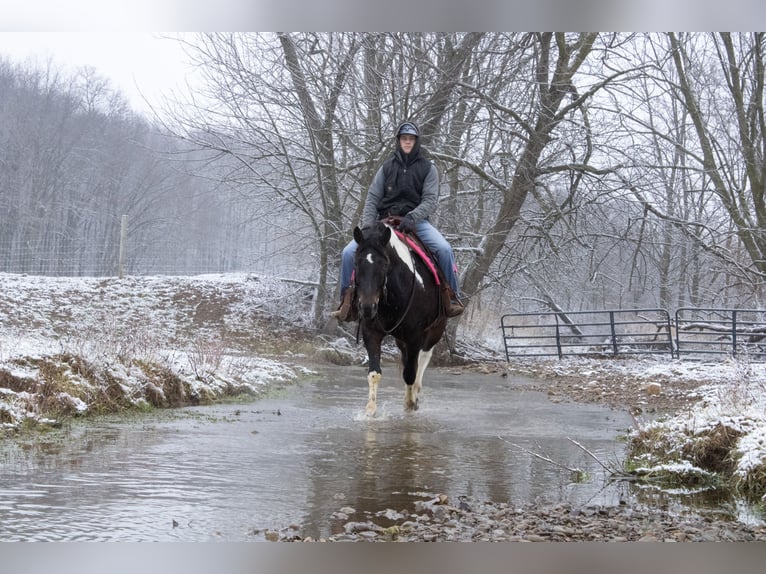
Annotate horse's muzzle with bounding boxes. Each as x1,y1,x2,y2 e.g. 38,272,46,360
360,302,378,320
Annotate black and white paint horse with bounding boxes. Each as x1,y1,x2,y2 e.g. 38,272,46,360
352,221,448,416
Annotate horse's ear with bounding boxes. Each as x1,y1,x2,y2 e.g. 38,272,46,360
353,226,364,244
382,225,391,244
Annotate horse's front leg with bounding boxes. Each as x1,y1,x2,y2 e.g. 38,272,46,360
401,345,419,411
403,347,434,411
363,328,384,417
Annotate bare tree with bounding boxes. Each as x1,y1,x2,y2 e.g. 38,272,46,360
0,57,218,277
430,34,606,304
614,33,766,306
152,32,766,338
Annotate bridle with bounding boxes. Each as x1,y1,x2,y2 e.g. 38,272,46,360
354,236,418,337
381,246,417,335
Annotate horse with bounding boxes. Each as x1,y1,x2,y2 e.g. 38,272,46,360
351,220,448,416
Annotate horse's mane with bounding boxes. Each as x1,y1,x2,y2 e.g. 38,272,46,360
359,222,414,274
386,228,412,269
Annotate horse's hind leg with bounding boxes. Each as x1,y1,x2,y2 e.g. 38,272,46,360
401,346,418,411
404,348,433,411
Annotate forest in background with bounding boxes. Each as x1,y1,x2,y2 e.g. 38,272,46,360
2,32,765,338
0,56,309,280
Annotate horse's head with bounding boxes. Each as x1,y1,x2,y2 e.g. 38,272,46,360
353,222,392,320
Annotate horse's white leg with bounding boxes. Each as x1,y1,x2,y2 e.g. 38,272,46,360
404,383,415,410
405,348,433,411
366,371,381,416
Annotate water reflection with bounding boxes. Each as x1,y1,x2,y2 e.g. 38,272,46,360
0,364,761,541
291,367,636,539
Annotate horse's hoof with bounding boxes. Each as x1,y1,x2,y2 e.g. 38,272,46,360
404,399,419,412
365,402,377,417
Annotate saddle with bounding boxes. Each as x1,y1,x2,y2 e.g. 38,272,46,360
380,216,441,286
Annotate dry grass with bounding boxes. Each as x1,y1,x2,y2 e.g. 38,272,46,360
628,425,678,461
0,352,262,432
681,422,744,475
627,420,757,495
136,361,203,408
733,463,766,499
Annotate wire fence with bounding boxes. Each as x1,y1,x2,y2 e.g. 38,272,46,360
0,227,319,279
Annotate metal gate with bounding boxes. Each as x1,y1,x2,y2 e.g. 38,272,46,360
675,308,766,359
501,307,766,361
500,308,674,360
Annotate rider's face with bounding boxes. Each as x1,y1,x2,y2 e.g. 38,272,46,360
399,135,416,154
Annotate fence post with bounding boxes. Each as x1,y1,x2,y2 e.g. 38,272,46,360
610,311,618,355
732,310,738,357
118,215,128,279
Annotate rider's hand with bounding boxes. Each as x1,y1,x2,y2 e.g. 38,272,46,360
398,214,417,234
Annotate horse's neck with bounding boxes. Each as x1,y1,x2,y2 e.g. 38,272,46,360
389,231,442,287
387,236,415,277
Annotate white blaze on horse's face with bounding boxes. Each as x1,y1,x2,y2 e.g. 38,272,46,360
366,253,375,265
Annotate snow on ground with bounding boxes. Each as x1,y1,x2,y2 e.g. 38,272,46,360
0,272,315,429
636,358,766,488
506,353,766,496
625,357,766,486
1,271,766,494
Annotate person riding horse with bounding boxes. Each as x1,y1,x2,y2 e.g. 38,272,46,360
331,121,464,322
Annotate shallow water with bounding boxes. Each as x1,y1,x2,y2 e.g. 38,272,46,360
0,363,747,541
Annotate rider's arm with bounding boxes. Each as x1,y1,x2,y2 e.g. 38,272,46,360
361,166,385,228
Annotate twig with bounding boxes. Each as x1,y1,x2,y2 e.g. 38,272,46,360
497,436,582,473
566,437,614,473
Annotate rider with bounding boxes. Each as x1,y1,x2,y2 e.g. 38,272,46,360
331,120,464,322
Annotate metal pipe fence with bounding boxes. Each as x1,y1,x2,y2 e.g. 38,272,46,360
500,307,766,361
674,308,766,360
501,309,674,360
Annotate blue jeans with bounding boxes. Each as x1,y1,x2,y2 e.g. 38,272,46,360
339,220,461,299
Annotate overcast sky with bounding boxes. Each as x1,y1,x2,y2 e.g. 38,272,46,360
1,32,194,115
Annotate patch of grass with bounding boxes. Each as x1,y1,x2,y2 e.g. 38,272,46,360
135,361,196,408
682,423,743,475
0,368,35,392
631,464,722,490
628,425,678,462
0,405,14,425
733,462,766,499
626,420,766,497
88,369,132,415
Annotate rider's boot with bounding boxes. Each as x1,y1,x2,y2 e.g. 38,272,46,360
330,287,358,322
441,284,464,318
447,297,465,318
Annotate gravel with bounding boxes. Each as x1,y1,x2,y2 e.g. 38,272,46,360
276,495,766,542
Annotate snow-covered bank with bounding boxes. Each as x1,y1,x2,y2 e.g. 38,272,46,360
0,273,315,430
506,355,766,499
